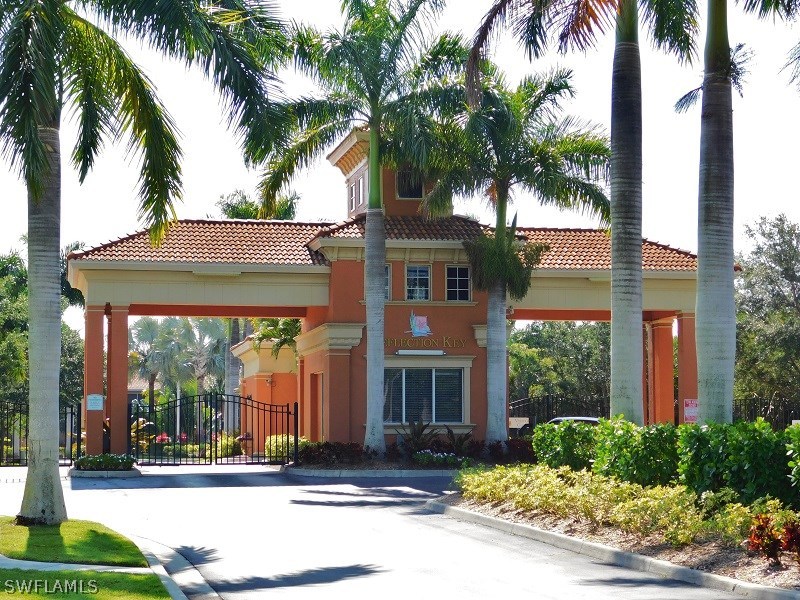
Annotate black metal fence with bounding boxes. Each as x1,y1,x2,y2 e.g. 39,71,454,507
510,395,800,430
0,400,81,467
128,393,298,465
733,397,800,430
509,395,610,426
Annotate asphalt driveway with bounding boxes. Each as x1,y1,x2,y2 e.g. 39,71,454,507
0,466,742,599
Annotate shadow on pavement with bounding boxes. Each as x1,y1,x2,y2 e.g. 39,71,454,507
581,575,702,589
174,545,220,566
213,564,384,592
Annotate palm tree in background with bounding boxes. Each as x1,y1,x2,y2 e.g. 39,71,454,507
216,188,300,398
251,0,466,452
217,189,299,220
423,69,610,441
0,0,285,524
252,318,302,358
178,318,227,396
128,317,166,412
467,0,697,424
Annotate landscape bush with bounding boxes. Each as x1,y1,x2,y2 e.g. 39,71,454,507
531,421,595,471
264,434,309,462
75,453,135,471
593,418,678,487
456,463,800,548
678,420,795,507
298,441,364,465
215,432,242,458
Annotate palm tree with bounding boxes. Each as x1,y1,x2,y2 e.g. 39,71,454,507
424,69,610,441
252,318,302,358
0,1,285,524
178,318,227,396
252,0,465,453
128,317,166,412
217,189,299,220
467,0,697,424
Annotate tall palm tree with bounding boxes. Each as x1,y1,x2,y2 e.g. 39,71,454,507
424,69,610,441
252,0,465,453
0,1,285,524
216,189,300,399
176,318,227,396
128,317,166,412
467,0,697,424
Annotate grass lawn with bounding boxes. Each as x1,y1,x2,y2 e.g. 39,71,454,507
0,568,170,599
0,517,147,567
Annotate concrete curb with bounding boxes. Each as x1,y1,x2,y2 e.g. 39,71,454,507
129,535,220,600
0,554,151,575
425,500,800,600
68,467,142,478
283,466,457,478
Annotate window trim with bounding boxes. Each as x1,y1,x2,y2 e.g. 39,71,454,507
395,168,424,200
383,366,466,424
384,263,391,301
445,264,471,302
405,263,432,302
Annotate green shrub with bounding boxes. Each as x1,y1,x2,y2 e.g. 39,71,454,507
724,419,792,506
593,419,679,487
215,432,242,458
677,423,729,495
412,450,466,467
785,425,800,492
75,454,135,471
298,441,364,465
264,435,308,462
531,421,595,471
678,420,794,507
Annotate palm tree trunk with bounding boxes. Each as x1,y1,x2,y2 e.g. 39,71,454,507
18,124,67,525
225,318,242,432
485,186,510,443
696,0,734,423
364,126,386,452
609,0,644,425
485,279,508,442
148,373,156,413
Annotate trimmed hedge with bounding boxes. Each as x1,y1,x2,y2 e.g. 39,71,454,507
75,454,135,471
530,418,799,508
594,418,678,487
532,421,595,471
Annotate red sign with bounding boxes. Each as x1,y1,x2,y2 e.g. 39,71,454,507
684,399,698,423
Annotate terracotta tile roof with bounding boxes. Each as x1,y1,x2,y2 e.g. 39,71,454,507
69,219,332,266
315,214,489,241
520,228,697,271
69,218,696,272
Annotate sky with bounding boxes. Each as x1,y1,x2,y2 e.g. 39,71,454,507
1,2,799,332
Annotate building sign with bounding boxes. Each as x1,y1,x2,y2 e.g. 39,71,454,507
87,394,104,411
684,398,698,423
406,311,432,337
386,310,466,348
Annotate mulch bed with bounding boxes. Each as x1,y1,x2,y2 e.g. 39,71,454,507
438,493,800,592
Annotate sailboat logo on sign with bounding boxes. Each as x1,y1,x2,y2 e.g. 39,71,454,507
406,311,432,337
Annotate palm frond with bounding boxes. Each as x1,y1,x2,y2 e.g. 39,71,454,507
674,86,701,113
61,11,182,242
640,0,698,62
0,1,62,199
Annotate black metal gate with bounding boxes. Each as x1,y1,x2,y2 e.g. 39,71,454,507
128,394,298,466
0,400,81,467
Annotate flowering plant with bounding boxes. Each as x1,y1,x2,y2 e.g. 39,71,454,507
154,432,171,444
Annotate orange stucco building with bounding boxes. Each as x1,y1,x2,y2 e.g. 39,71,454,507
68,131,699,454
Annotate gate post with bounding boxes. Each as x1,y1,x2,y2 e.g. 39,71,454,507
293,402,299,464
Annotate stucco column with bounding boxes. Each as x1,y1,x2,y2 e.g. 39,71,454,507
642,324,651,424
327,351,351,443
677,312,698,423
651,319,676,424
297,357,306,438
106,305,129,454
84,306,105,455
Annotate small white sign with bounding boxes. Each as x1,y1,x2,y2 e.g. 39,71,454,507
86,394,104,411
684,398,698,423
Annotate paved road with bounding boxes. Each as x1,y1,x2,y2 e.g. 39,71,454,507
0,466,741,599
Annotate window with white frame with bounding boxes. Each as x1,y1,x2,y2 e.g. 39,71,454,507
358,176,365,206
383,368,463,423
384,264,391,300
348,182,357,212
406,265,430,301
446,265,470,301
